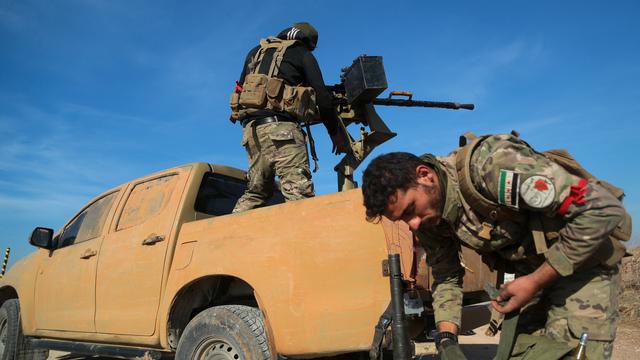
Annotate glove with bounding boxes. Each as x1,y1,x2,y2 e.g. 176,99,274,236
438,341,467,360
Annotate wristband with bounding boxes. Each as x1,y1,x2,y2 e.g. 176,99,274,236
434,331,458,347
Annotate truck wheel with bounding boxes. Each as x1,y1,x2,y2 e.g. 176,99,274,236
176,305,272,360
0,299,48,360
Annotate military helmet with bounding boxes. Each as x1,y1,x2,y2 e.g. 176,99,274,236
292,22,318,50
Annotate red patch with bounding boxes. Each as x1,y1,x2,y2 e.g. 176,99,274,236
534,179,549,191
234,80,244,93
558,178,589,216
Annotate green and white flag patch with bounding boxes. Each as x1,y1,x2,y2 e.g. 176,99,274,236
498,169,520,208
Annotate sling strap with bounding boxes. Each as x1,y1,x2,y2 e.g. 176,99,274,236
485,307,504,337
303,120,320,173
369,302,393,360
249,37,297,77
493,310,520,360
455,135,522,226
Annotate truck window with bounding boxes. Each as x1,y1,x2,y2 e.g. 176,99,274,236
194,173,285,216
58,191,120,248
117,174,178,231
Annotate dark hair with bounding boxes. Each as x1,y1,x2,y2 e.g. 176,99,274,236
362,152,425,222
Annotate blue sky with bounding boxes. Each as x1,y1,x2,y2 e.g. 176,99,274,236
1,0,639,264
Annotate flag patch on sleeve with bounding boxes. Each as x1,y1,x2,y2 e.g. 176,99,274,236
498,169,520,208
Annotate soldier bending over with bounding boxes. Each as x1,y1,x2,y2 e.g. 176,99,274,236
361,133,631,359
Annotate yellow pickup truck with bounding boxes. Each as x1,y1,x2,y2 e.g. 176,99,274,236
0,162,495,359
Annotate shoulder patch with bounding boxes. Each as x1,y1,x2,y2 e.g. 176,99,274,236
498,169,520,208
520,175,555,209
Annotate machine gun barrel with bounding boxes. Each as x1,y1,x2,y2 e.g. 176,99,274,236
372,91,474,110
327,55,475,191
373,98,474,110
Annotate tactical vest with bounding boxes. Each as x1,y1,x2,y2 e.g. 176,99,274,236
454,132,632,269
230,37,317,122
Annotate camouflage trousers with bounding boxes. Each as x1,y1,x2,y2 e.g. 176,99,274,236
510,264,621,359
232,120,314,213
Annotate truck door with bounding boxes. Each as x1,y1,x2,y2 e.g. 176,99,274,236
95,169,189,335
34,190,121,332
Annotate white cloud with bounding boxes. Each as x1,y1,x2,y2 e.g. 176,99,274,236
0,99,155,224
488,115,565,135
487,40,526,66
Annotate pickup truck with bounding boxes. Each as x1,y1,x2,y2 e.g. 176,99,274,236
0,162,495,359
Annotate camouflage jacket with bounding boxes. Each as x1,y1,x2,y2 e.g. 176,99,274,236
415,134,627,327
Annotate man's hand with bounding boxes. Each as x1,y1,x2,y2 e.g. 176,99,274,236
491,261,560,313
330,131,349,154
491,275,540,313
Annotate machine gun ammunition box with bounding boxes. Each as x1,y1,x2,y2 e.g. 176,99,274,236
343,56,388,105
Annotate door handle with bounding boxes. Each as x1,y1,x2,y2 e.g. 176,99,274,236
142,235,165,246
80,249,97,259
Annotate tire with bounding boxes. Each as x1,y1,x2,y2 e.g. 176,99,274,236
0,299,48,360
176,305,272,360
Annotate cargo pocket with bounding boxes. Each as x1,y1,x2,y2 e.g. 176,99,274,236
567,315,616,341
268,123,295,144
240,129,252,158
510,334,573,360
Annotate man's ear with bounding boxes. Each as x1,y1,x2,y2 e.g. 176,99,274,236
415,165,435,185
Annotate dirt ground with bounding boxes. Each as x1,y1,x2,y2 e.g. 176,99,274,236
614,246,640,359
46,323,638,360
48,248,640,359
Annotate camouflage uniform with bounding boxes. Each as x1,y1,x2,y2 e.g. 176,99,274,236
416,134,628,359
232,120,314,213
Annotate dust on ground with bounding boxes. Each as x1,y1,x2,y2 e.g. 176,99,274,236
614,246,640,359
619,246,640,322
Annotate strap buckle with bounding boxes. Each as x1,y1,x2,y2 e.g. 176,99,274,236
479,222,494,240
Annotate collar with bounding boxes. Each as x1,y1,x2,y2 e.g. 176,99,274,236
419,153,461,226
441,170,462,225
435,154,462,226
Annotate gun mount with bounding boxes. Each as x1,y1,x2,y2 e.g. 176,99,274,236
313,55,475,191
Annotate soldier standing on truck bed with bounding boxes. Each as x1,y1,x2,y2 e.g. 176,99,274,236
361,132,632,359
230,22,348,213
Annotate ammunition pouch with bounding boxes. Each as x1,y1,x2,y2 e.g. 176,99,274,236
232,78,316,122
282,84,316,120
229,92,241,121
239,73,269,108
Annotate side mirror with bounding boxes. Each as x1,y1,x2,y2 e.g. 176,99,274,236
29,227,54,250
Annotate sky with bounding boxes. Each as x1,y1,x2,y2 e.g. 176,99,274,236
1,0,639,264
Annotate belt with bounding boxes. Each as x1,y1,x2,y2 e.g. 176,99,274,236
241,116,296,128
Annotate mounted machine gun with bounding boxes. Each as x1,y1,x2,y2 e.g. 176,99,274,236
310,55,474,191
